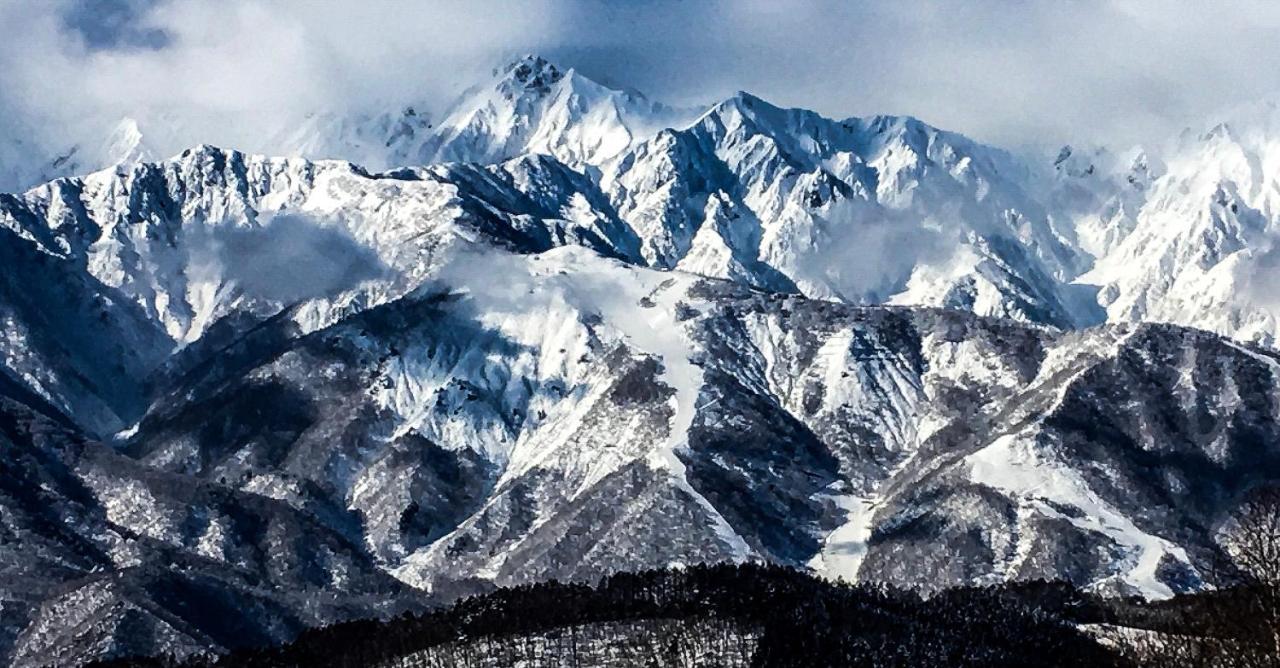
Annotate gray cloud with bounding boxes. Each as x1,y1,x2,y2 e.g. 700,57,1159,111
4,0,1280,157
192,213,392,304
1242,238,1280,313
60,0,171,50
797,198,952,302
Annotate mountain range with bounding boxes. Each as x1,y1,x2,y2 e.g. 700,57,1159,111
3,54,1280,665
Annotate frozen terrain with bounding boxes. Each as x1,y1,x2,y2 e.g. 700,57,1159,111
5,54,1280,665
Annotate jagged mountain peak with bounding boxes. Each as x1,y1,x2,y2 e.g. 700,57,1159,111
694,93,1006,180
99,117,151,164
1164,101,1280,160
1069,105,1280,347
487,54,661,111
601,86,1092,325
492,53,565,94
1199,120,1236,144
700,90,828,134
717,90,772,110
1051,143,1149,182
418,55,698,169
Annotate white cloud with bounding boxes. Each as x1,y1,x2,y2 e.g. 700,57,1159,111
5,0,1280,164
0,0,560,153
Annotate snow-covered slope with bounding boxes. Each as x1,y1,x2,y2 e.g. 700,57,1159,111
28,55,1280,346
0,219,170,436
4,168,1280,663
14,56,1280,349
0,144,640,434
262,105,434,173
1074,111,1280,346
1046,144,1161,260
0,54,691,195
602,93,1096,327
11,52,1280,666
417,55,698,170
0,383,421,668
117,247,1280,606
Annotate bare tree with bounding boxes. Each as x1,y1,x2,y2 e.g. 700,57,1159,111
1222,486,1280,660
1122,486,1280,667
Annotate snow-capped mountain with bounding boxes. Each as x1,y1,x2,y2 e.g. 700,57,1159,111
0,55,693,196
7,54,1280,665
0,143,642,435
262,105,435,173
22,55,1280,344
1074,111,1280,346
1047,143,1161,260
416,55,698,170
118,246,1280,602
601,93,1095,328
6,241,1278,665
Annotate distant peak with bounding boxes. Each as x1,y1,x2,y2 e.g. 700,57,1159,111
493,54,564,92
1200,121,1234,143
727,90,765,107
708,91,778,118
112,117,143,135
104,117,145,149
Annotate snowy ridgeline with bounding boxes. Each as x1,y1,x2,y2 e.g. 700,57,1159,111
12,56,1280,349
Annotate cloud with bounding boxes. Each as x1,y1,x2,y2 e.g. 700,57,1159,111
5,0,1280,161
60,0,171,50
546,0,1280,151
794,198,953,302
0,0,558,154
1241,238,1280,314
191,213,393,304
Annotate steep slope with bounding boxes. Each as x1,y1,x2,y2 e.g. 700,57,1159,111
11,53,1280,666
0,144,641,343
0,55,694,195
46,119,160,182
262,105,434,173
17,57,1280,350
0,384,421,668
1,58,1108,337
1078,114,1280,346
601,93,1097,328
125,246,1280,602
417,55,697,170
0,145,640,435
0,219,171,436
1045,143,1161,261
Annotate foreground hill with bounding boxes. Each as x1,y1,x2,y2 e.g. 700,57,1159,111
106,564,1121,668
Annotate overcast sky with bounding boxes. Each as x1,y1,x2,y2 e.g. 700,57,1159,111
3,0,1280,154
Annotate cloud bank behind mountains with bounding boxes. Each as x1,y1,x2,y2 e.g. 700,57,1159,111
4,0,1280,161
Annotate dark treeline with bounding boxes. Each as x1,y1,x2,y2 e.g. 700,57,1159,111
93,563,1119,667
